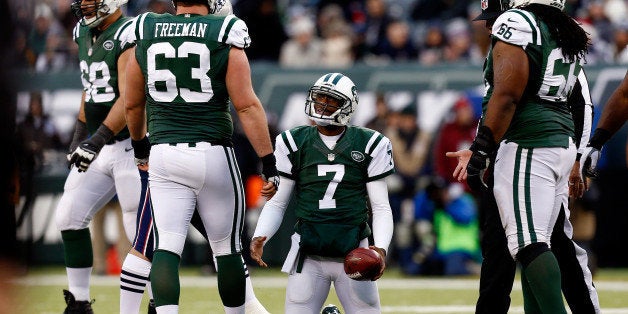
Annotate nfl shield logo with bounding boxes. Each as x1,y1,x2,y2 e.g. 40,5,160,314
328,153,335,161
481,0,488,10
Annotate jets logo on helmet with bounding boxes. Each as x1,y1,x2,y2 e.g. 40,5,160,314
500,0,565,10
305,73,358,127
172,0,233,15
71,0,128,28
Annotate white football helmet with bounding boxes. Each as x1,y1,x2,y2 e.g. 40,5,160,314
71,0,128,28
172,0,232,15
500,0,565,10
305,73,358,126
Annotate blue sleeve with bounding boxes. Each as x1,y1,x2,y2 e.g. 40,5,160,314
413,192,434,221
445,194,477,224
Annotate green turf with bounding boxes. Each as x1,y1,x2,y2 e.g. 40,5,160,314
10,266,628,313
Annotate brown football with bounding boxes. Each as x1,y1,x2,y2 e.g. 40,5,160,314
343,247,384,281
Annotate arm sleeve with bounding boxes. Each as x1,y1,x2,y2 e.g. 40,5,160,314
252,177,295,240
366,179,393,251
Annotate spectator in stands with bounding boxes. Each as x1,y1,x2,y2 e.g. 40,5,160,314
365,92,390,133
355,0,393,60
443,18,472,63
279,16,323,68
419,23,446,65
408,176,480,276
320,14,355,67
16,92,64,227
611,22,628,63
384,103,431,270
234,0,287,61
372,19,418,62
27,3,64,65
35,32,68,72
433,96,477,186
410,0,470,23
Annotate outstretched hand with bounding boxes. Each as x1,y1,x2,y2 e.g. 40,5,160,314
250,236,268,267
446,149,472,182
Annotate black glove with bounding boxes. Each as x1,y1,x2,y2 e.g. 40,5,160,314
261,153,280,188
467,126,497,192
582,128,611,178
67,120,89,164
68,124,114,172
132,136,151,166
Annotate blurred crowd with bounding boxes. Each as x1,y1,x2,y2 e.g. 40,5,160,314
8,0,628,73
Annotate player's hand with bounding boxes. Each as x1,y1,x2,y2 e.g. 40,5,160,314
261,153,279,198
250,236,268,267
569,160,585,198
466,126,497,192
132,136,151,167
68,140,101,172
261,177,278,199
582,146,601,179
446,149,472,182
369,245,386,280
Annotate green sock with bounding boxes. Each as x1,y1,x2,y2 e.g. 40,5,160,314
150,250,181,307
521,270,542,314
521,251,567,314
61,229,93,268
216,253,246,307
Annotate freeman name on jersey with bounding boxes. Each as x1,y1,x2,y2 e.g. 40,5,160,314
154,22,207,38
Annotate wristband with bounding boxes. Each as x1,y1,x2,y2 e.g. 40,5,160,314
69,120,89,152
261,153,278,178
91,124,115,149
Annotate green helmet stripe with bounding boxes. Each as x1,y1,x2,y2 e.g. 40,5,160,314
322,73,333,83
331,73,344,85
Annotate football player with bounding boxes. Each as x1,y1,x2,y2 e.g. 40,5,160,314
57,1,137,313
124,0,278,312
582,69,628,177
446,0,601,313
250,73,394,313
453,0,590,312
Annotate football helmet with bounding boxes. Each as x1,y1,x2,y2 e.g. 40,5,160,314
305,73,358,126
71,0,128,28
500,0,565,10
172,0,232,15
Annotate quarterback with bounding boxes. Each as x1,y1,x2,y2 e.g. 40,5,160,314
251,73,394,313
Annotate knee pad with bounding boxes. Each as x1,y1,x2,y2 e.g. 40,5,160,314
516,242,550,268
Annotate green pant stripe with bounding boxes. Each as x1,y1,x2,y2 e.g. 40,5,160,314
224,146,243,253
228,147,246,249
513,146,525,248
524,148,537,242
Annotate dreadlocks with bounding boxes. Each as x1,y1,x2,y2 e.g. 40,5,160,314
524,4,590,62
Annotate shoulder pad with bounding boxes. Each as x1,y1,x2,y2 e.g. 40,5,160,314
492,10,541,48
218,15,251,48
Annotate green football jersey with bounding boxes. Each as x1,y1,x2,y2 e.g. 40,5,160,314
275,126,395,227
73,17,134,138
482,9,582,148
129,12,251,144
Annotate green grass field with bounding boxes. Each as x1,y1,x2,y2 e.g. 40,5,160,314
10,266,628,313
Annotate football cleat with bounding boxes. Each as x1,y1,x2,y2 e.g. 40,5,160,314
321,304,342,314
147,299,156,314
63,289,94,314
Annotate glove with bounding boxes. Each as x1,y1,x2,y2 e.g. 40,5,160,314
467,125,497,192
68,124,113,172
67,120,89,164
261,153,280,189
582,128,611,178
132,136,151,166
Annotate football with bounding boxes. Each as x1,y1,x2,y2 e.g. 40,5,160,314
343,247,384,281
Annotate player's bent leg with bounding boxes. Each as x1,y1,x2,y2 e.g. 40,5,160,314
60,228,93,303
285,257,332,314
517,242,567,314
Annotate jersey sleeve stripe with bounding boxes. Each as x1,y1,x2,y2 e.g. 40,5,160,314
368,169,395,182
365,132,382,155
218,15,236,43
114,19,134,41
283,130,298,153
72,22,80,42
138,12,149,40
511,9,540,45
